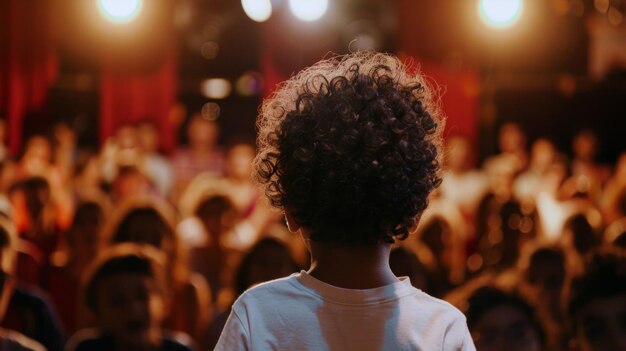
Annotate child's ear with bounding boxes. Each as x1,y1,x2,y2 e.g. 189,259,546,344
284,212,301,233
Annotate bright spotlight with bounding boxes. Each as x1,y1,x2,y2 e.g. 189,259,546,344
98,0,142,23
289,0,328,22
478,0,522,28
242,0,272,22
200,79,232,99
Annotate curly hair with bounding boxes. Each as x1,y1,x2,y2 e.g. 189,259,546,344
254,52,444,245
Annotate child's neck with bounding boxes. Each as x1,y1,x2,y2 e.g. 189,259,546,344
306,241,398,289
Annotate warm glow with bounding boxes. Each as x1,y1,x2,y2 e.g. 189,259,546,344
97,0,142,23
201,79,232,99
478,0,522,28
242,0,272,22
289,0,328,22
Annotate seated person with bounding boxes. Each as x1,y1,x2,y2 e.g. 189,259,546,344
464,286,546,351
566,248,626,351
216,52,474,349
0,217,46,350
66,243,195,351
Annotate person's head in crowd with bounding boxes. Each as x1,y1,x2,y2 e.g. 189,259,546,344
520,245,567,322
562,213,600,256
572,129,599,164
529,138,557,173
225,140,256,182
111,165,152,202
0,217,17,320
8,176,52,234
0,216,46,350
106,198,185,284
187,114,219,150
465,286,546,351
65,201,106,268
498,123,526,155
254,52,443,253
389,246,430,292
136,118,162,155
477,198,532,273
234,237,299,296
74,149,101,184
194,193,240,240
80,243,170,350
52,121,77,151
566,248,626,351
445,135,473,173
418,216,451,266
20,135,53,175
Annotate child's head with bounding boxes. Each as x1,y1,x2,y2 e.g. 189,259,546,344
466,286,545,351
566,249,626,351
254,52,443,246
82,243,168,348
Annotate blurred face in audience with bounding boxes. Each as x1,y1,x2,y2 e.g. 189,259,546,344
137,122,160,154
498,123,526,154
473,304,542,351
445,136,471,173
188,117,219,149
226,144,255,181
573,131,598,163
575,294,626,351
530,139,556,173
95,273,166,348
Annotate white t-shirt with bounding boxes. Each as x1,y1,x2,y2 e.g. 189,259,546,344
215,271,475,351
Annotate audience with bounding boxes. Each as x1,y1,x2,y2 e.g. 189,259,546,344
0,61,623,350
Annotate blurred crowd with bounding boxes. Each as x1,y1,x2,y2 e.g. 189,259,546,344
0,114,623,351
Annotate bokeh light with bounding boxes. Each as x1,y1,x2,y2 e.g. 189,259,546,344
236,72,263,97
200,79,232,99
242,0,272,23
97,0,143,23
289,0,328,22
478,0,523,28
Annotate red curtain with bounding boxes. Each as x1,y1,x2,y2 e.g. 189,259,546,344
99,52,177,153
0,0,58,155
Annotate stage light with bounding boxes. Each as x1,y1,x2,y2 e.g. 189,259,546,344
201,79,232,99
242,0,272,22
478,0,522,28
97,0,142,23
289,0,328,22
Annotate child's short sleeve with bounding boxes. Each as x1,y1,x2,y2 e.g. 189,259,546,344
442,315,476,351
214,310,250,351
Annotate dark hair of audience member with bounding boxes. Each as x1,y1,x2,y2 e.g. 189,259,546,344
465,286,547,351
233,237,299,296
254,52,443,246
389,246,430,292
81,243,168,313
566,248,626,351
107,199,187,285
562,214,600,256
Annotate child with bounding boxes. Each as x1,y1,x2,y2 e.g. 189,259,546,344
216,52,474,350
66,243,195,351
